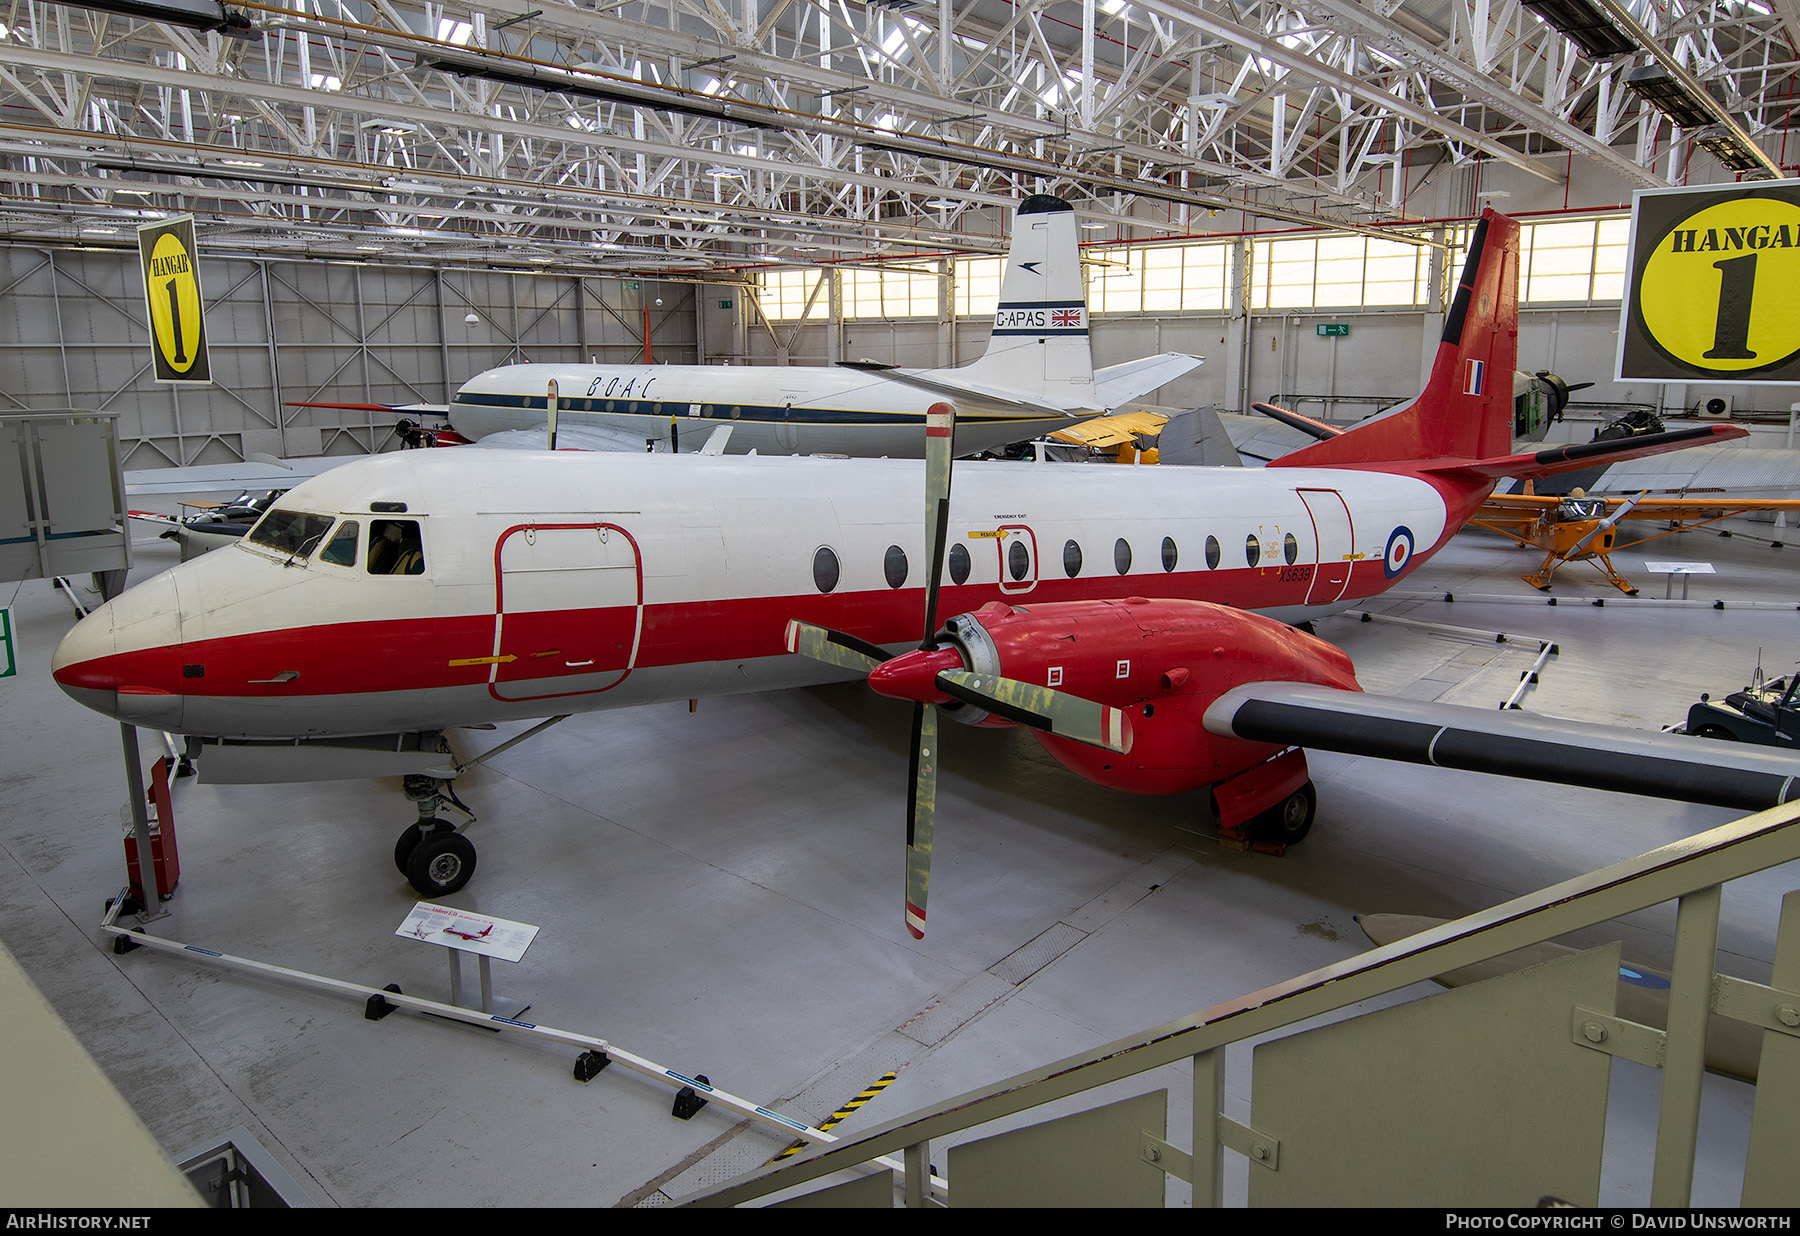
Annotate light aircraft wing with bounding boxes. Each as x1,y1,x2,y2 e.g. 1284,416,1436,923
1205,681,1800,814
1047,409,1169,449
1090,352,1205,408
286,400,452,417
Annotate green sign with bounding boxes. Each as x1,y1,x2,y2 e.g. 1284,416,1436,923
718,299,734,310
625,281,641,290
0,607,14,679
1317,323,1349,337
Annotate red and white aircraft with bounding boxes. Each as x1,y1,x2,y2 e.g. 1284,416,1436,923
54,211,1797,936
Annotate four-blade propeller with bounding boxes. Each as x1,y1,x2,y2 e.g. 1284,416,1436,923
783,402,1132,939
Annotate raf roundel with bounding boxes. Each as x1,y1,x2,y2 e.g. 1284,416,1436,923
1383,526,1415,578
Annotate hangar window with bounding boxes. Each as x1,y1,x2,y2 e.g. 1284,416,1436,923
812,546,840,594
1113,538,1132,574
1063,540,1083,577
842,267,938,319
1245,534,1260,568
1252,234,1430,310
948,542,971,585
884,545,908,589
759,269,828,322
1284,533,1299,565
247,508,334,559
1444,215,1629,305
368,520,425,575
319,521,359,567
954,257,1003,318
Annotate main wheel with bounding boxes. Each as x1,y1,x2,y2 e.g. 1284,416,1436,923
1693,725,1737,741
394,818,455,874
1253,782,1317,846
405,831,477,898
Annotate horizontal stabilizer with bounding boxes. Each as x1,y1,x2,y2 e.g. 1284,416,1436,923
1428,423,1749,482
1091,353,1204,408
1205,681,1800,813
1249,401,1344,441
837,360,1085,420
287,401,451,416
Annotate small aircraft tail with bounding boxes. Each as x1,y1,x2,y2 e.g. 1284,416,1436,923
951,195,1100,405
1273,211,1520,469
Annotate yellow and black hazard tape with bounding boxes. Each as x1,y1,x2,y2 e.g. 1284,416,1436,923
767,1071,898,1164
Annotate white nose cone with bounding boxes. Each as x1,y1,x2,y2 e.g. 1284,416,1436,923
52,572,185,729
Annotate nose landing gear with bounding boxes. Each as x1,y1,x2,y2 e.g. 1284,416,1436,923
397,774,477,898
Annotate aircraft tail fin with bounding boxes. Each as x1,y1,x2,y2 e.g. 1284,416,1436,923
951,195,1099,406
1272,211,1519,469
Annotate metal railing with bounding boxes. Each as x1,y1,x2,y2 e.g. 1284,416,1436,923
683,798,1800,1207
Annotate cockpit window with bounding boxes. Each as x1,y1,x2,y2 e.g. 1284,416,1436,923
319,520,359,567
368,519,425,575
246,508,335,558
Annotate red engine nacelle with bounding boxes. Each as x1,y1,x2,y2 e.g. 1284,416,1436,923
908,597,1362,798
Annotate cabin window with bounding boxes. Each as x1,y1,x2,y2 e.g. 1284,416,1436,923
813,546,841,593
1007,539,1029,582
1114,538,1132,575
1161,537,1177,572
368,519,425,575
1284,533,1299,565
246,508,334,558
884,545,908,589
1245,534,1260,568
319,520,359,567
730,406,742,420
1063,540,1083,578
948,542,971,585
1205,536,1220,570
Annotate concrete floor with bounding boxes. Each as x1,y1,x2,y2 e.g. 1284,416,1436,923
2,515,1797,1207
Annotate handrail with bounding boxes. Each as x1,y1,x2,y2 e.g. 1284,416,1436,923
682,798,1800,1206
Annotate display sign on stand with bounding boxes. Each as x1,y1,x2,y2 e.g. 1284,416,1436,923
396,903,538,1017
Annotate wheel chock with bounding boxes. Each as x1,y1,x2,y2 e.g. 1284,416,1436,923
111,929,144,955
365,983,403,1021
573,1050,612,1083
672,1075,711,1120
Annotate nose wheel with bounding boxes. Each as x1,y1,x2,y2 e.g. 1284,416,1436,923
397,775,477,898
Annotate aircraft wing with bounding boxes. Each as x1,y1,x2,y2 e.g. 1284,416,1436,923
1091,352,1205,408
1047,409,1169,449
1205,681,1800,814
467,423,669,453
287,400,452,417
124,456,348,499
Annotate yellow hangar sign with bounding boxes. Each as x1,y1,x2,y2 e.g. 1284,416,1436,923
1617,181,1800,384
136,215,212,385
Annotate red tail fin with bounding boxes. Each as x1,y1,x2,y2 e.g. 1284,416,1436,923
1272,210,1519,468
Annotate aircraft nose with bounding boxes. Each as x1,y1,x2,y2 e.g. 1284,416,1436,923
52,572,187,729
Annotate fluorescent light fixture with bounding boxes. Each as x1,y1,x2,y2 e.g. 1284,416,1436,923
1518,0,1635,59
46,0,256,37
1694,125,1771,174
1623,64,1718,129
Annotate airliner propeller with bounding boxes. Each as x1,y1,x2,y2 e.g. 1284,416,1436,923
785,403,1132,939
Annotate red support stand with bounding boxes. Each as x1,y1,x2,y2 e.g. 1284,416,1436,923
125,756,180,901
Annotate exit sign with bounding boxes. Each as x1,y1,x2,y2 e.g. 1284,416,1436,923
1317,323,1349,337
624,281,641,290
718,299,734,310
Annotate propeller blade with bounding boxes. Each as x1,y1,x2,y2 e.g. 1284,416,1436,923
920,402,956,645
783,620,891,673
935,669,1135,753
904,702,938,939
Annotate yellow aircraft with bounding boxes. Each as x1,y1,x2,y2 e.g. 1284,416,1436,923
1047,408,1170,462
1469,488,1800,594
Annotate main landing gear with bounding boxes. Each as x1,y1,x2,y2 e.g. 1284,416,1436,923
396,775,477,898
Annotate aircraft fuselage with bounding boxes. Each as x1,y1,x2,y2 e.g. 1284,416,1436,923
451,363,1081,457
54,450,1483,741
